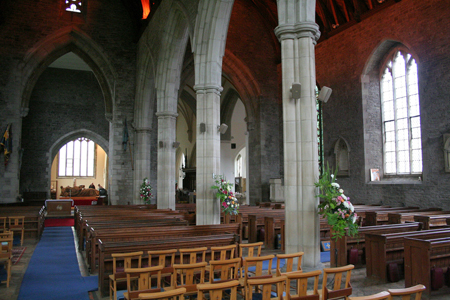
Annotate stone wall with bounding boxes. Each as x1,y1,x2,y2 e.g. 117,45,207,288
21,68,109,193
315,0,450,209
0,0,137,203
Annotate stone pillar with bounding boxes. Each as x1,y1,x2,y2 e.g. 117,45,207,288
195,85,222,225
275,0,321,268
156,111,178,210
133,127,152,204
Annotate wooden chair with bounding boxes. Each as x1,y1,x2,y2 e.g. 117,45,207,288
138,287,186,300
0,231,13,287
109,251,143,300
322,264,354,300
387,284,426,300
284,270,322,300
241,254,275,297
173,262,207,297
276,251,304,276
197,280,240,300
178,247,207,264
210,244,237,261
0,217,7,233
239,242,263,258
147,249,177,288
208,257,241,283
246,275,286,300
349,291,390,300
8,216,25,246
124,265,164,300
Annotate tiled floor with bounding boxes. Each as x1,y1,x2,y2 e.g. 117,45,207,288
2,232,450,300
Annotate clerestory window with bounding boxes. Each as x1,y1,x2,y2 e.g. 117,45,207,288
58,137,95,177
380,49,422,175
65,0,83,13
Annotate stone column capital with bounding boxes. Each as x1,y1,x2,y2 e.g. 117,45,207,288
193,84,223,95
274,22,321,43
134,127,152,134
155,111,178,119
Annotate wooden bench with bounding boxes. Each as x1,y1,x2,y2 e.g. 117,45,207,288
247,211,285,244
365,227,450,281
330,222,423,267
79,216,189,251
97,234,239,296
364,207,426,226
86,224,241,273
404,236,450,296
387,210,449,224
413,214,450,230
0,206,45,240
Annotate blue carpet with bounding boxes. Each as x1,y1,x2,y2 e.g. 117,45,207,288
320,251,330,263
18,227,98,300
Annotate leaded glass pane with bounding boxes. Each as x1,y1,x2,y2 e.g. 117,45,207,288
381,50,422,175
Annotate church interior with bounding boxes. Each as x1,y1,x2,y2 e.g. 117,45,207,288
1,0,450,299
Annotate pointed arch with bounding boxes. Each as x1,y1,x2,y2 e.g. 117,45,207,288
19,26,117,120
222,49,260,127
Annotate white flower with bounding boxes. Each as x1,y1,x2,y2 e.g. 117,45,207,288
339,189,344,194
352,214,357,223
342,201,350,209
349,202,354,212
331,174,334,178
341,194,348,200
331,182,340,188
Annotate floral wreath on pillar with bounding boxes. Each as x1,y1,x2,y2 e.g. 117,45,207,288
140,177,153,204
315,164,359,240
211,175,240,215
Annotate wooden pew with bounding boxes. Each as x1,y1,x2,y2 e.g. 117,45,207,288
263,216,285,250
404,237,450,296
0,206,46,240
364,207,428,226
413,214,450,230
86,224,241,273
97,234,239,296
247,210,285,243
388,210,449,224
76,210,192,250
365,227,450,281
79,217,189,251
330,222,423,267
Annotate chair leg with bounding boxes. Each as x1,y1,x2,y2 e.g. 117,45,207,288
21,229,24,246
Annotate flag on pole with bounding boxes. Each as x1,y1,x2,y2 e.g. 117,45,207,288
0,123,12,167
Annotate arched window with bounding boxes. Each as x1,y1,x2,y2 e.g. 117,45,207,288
58,137,95,177
380,49,422,175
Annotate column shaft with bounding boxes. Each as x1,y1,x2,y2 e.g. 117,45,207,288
195,87,222,225
156,112,177,210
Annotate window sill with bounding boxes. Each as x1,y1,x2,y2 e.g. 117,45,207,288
368,177,422,185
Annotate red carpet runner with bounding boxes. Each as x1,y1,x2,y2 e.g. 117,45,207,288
44,218,74,227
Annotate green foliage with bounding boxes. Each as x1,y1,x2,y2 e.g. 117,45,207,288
315,164,359,240
139,177,152,204
211,175,240,215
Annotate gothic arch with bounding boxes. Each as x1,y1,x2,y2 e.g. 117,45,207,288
361,39,417,180
19,26,117,120
220,89,242,141
222,49,260,127
47,129,109,196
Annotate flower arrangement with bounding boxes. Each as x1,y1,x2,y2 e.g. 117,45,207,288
211,176,240,215
140,177,153,204
315,165,359,240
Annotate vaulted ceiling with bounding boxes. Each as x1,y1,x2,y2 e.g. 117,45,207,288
122,0,399,42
